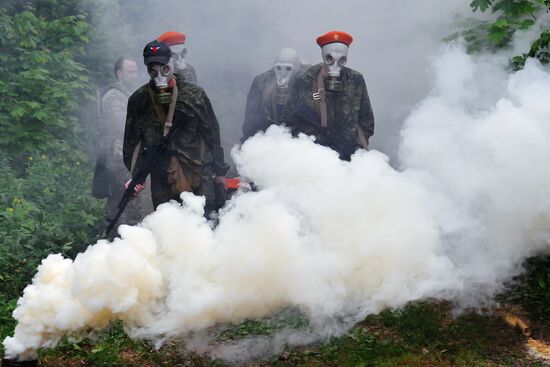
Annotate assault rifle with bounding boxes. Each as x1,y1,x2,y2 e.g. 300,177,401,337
104,125,179,237
290,103,358,161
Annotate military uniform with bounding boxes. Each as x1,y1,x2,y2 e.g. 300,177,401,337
242,48,309,142
98,81,150,228
177,64,198,85
242,70,291,141
282,63,374,160
123,76,227,211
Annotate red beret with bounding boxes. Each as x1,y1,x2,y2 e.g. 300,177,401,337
316,30,353,47
157,31,186,46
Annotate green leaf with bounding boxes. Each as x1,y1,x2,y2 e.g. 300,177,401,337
471,0,493,12
493,17,509,28
519,19,536,29
493,0,539,17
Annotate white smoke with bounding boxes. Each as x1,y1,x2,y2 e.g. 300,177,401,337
2,130,458,361
400,44,550,304
5,44,550,363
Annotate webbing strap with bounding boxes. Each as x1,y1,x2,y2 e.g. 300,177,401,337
163,81,178,137
315,71,328,128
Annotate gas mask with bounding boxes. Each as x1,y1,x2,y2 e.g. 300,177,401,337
321,42,349,91
169,44,188,72
272,48,299,104
147,61,174,104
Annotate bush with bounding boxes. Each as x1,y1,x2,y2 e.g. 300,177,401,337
0,149,103,299
0,7,91,157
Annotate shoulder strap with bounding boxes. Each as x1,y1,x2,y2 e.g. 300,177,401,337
312,70,328,128
163,81,179,137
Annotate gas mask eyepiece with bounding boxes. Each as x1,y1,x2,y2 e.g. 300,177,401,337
321,42,349,80
147,62,173,90
274,63,295,88
273,48,300,90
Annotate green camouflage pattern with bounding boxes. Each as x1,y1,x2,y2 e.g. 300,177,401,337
123,76,227,211
282,63,374,157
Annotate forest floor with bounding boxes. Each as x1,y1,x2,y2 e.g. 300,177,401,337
31,301,550,367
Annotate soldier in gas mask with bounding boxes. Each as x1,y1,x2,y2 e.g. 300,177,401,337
282,31,374,160
122,40,228,212
242,48,307,142
157,31,199,85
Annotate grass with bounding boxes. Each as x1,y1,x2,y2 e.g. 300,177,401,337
3,256,550,366
11,300,545,367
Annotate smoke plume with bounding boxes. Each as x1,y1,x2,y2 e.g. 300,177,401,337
5,42,550,362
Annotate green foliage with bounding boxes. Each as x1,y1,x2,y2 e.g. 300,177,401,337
216,309,310,342
447,0,550,68
316,328,406,367
0,7,91,157
0,2,105,352
506,255,550,319
476,0,540,48
471,0,494,12
511,29,550,68
78,1,140,86
0,150,103,300
39,322,156,367
0,295,17,354
376,303,447,348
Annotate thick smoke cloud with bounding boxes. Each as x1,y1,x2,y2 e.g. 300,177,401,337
5,43,550,362
5,2,550,363
3,129,458,361
400,45,550,305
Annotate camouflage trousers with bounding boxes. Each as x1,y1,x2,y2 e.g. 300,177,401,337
149,154,220,214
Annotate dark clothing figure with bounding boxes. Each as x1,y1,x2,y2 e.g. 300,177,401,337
242,65,308,142
282,63,374,160
123,76,227,211
177,64,198,85
242,69,287,140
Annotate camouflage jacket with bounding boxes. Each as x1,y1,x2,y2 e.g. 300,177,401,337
242,65,310,141
242,69,286,140
123,76,227,176
99,81,132,159
177,63,198,85
282,63,374,158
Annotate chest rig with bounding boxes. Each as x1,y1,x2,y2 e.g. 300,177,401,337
312,70,342,128
312,70,369,149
